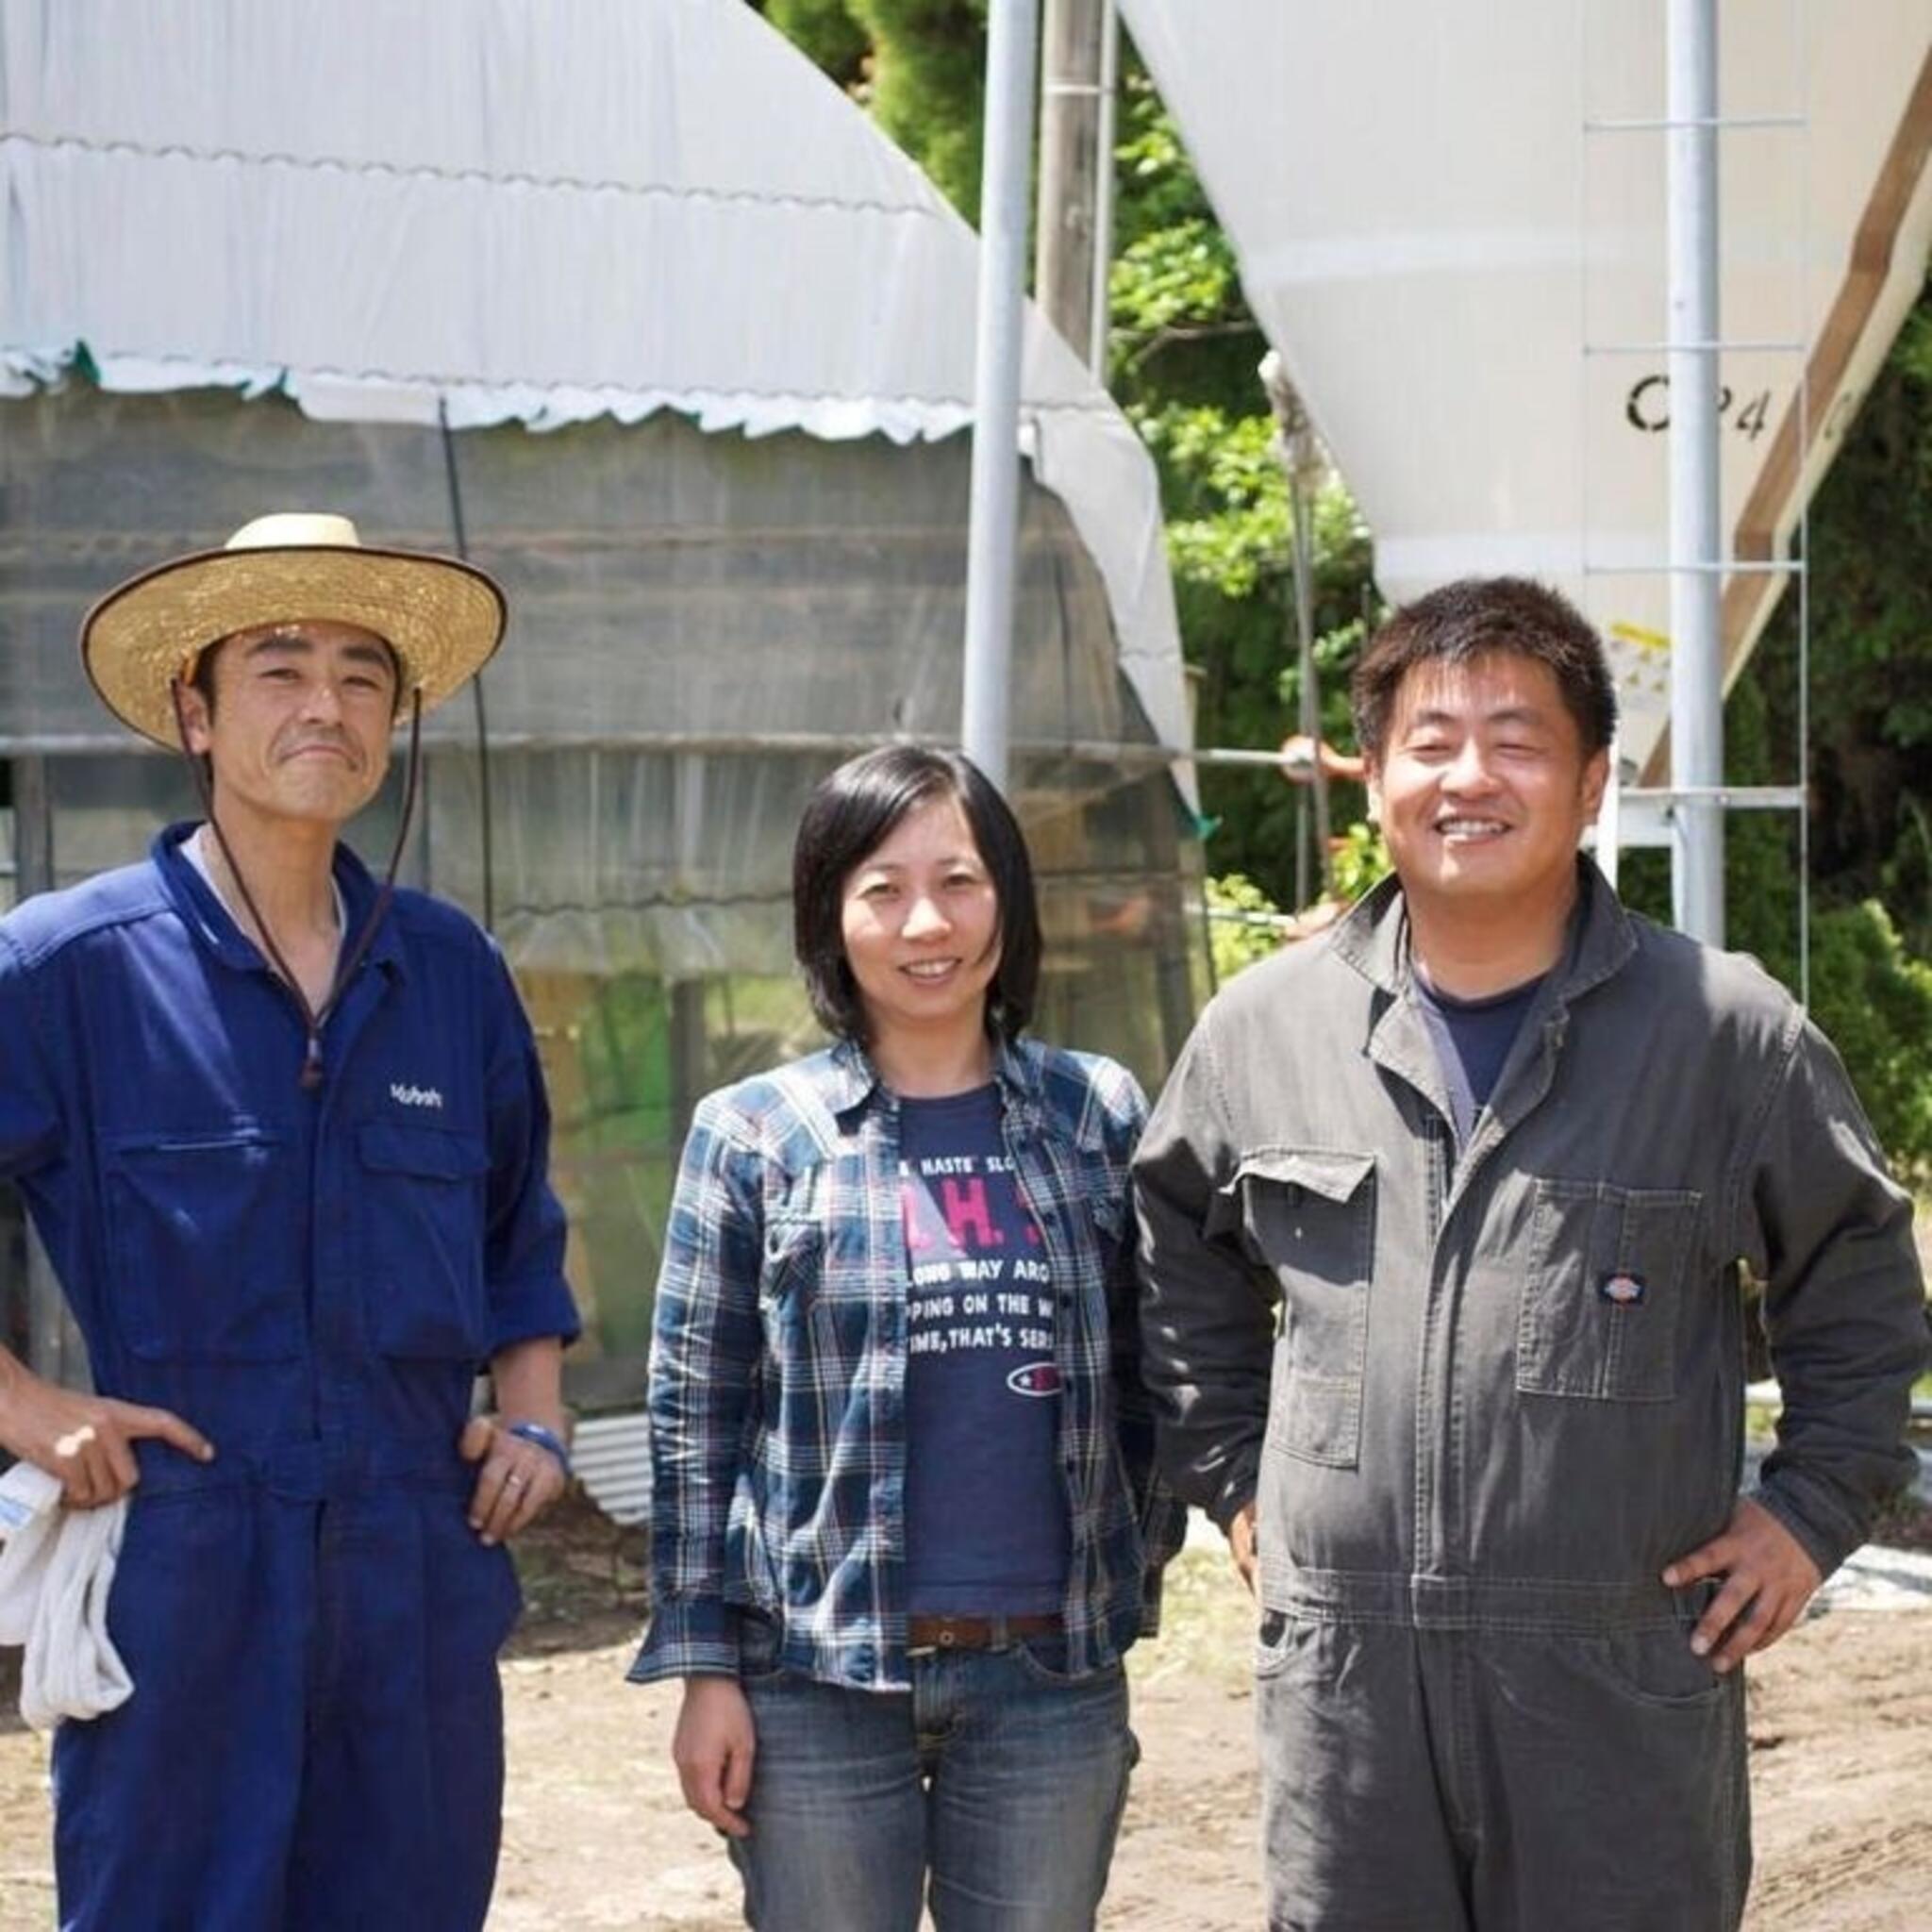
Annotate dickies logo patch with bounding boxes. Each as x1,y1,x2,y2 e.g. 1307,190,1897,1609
1007,1362,1062,1397
1598,1272,1647,1307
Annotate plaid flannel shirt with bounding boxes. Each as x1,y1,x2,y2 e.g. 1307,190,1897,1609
628,1034,1185,1692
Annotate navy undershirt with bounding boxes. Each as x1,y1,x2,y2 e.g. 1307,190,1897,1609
897,1084,1070,1617
1411,970,1545,1144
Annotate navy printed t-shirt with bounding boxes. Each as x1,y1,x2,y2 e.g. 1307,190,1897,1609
897,1083,1070,1616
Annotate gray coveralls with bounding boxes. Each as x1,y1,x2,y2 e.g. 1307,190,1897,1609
1134,866,1927,1932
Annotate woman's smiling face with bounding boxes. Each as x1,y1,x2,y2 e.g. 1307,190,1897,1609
839,795,1002,1051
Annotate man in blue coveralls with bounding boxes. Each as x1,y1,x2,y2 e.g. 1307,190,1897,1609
0,513,580,1929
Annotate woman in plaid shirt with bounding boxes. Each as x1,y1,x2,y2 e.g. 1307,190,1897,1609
630,745,1181,1930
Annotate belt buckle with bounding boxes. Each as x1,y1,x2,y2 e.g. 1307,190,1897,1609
908,1615,974,1657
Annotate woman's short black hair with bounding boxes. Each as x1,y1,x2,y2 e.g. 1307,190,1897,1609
792,744,1041,1046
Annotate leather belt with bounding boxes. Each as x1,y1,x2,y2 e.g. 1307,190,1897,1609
906,1612,1062,1654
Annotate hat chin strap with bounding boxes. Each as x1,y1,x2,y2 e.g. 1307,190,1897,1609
167,676,426,1090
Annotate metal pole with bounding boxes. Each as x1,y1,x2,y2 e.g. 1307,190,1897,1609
1596,741,1624,891
962,0,1041,791
1291,468,1333,892
1261,353,1333,902
1036,0,1106,358
11,756,54,904
9,757,86,1390
1667,0,1724,943
440,398,492,929
1088,0,1119,376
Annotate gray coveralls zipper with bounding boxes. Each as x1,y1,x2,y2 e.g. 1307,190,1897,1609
1134,866,1927,1932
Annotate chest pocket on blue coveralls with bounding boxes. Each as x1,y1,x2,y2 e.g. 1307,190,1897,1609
107,1126,302,1361
357,1120,492,1359
1229,1147,1376,1469
1517,1179,1703,1402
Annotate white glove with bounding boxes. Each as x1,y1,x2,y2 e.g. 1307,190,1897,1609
0,1459,132,1730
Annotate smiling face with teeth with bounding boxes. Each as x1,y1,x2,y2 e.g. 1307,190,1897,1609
839,795,1003,1077
1368,648,1609,938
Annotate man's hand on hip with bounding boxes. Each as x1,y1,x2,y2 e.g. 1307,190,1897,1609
1662,1496,1824,1674
0,1345,212,1507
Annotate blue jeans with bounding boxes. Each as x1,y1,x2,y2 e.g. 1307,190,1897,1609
729,1619,1137,1931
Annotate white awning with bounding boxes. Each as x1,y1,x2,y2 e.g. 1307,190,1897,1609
1120,0,1932,776
0,0,1189,773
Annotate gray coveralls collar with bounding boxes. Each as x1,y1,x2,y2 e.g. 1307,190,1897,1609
1327,858,1634,1003
1331,858,1635,1174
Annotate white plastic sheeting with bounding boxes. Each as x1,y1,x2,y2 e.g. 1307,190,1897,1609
1119,0,1932,775
0,0,1188,765
0,384,1191,1013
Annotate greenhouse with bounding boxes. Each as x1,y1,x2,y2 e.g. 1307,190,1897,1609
0,0,1201,1409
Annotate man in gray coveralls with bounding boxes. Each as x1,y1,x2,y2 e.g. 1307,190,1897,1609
1134,577,1928,1931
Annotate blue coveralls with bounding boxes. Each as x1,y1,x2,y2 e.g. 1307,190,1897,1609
0,824,577,1932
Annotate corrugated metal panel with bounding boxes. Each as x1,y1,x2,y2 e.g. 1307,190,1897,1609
573,1411,652,1526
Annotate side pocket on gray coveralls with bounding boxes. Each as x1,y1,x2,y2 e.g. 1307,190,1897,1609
1229,1148,1376,1468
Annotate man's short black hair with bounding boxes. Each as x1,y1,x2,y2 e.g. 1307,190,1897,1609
792,744,1041,1046
1350,577,1619,761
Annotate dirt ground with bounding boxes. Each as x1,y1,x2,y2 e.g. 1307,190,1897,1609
1,1498,1927,1930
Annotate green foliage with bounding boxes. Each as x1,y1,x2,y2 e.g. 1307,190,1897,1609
1205,873,1284,981
1722,658,1802,983
757,11,1382,911
1141,408,1285,598
1107,66,1378,911
758,0,871,83
1108,68,1265,416
1801,901,1932,1178
756,1,987,214
1113,89,1218,234
1713,278,1932,1167
1109,217,1245,377
1617,647,1932,1174
1121,381,1374,912
1881,796,1932,960
1749,276,1932,917
751,8,1932,1174
1622,659,1932,1172
1327,821,1391,906
851,0,990,216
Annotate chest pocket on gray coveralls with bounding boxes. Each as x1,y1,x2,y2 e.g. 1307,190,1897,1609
358,1121,492,1358
107,1126,302,1361
1517,1179,1703,1401
1230,1148,1376,1468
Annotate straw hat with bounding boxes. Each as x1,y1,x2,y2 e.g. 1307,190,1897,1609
80,512,508,747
